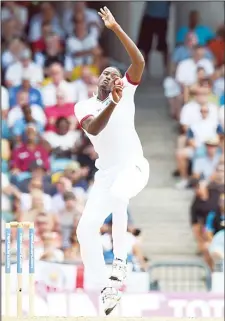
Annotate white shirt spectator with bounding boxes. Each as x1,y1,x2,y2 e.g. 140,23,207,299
213,78,225,98
2,173,12,212
189,119,220,147
35,246,64,262
71,79,90,102
180,101,218,127
7,104,46,128
52,188,87,214
1,4,28,26
42,81,75,106
176,58,214,86
28,14,64,42
66,34,98,66
62,7,102,39
5,61,43,87
1,86,9,111
43,130,81,150
20,192,52,212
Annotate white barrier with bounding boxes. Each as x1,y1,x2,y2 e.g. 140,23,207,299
2,292,224,317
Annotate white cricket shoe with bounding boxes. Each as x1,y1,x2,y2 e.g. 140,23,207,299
109,258,127,284
101,287,121,315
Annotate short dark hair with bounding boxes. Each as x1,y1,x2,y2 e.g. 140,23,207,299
55,117,69,128
63,191,76,201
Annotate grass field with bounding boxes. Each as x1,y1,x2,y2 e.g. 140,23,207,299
3,316,224,321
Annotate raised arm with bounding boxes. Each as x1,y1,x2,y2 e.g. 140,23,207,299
98,7,145,84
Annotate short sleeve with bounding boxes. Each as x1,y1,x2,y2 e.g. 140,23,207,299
74,101,94,127
193,158,204,175
123,73,140,87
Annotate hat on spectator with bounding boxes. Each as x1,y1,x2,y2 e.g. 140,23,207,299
19,48,32,60
65,161,81,172
29,159,46,171
205,136,220,146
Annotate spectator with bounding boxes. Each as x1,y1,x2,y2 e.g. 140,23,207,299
176,105,222,189
205,193,225,269
66,20,102,68
1,1,28,33
72,65,98,100
190,180,220,256
2,138,11,173
57,191,82,250
176,10,215,46
11,123,50,174
164,45,215,119
43,117,81,160
31,22,52,53
44,88,78,132
20,177,52,212
213,65,224,99
5,47,44,87
64,230,82,262
185,77,219,106
192,136,223,182
171,32,213,71
39,232,64,262
34,33,73,76
2,172,21,222
2,18,24,49
2,37,25,72
62,1,102,39
51,176,84,214
208,24,225,67
63,161,89,191
28,2,64,44
41,62,75,106
179,92,219,132
137,1,170,75
17,159,55,196
9,69,44,108
7,91,46,141
1,86,10,140
175,45,215,87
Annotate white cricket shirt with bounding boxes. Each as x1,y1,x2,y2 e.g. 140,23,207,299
75,74,144,170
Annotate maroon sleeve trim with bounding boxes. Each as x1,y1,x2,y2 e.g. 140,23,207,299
80,114,94,128
125,72,140,86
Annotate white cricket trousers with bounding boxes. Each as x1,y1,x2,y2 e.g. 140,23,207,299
77,157,149,290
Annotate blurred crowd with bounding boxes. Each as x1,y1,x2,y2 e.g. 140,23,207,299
162,10,224,271
1,1,147,272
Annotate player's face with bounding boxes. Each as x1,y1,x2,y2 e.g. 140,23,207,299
98,67,121,91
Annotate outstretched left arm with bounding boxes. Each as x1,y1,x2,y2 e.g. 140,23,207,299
99,7,145,84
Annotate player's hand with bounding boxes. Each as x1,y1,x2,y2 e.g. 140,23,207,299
111,77,124,103
98,7,117,30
